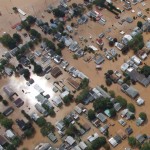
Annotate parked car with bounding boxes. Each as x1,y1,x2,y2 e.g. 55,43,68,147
99,32,105,38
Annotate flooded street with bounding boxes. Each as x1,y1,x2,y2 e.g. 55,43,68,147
0,0,150,149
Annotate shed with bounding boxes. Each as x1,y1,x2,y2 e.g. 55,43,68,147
14,98,24,107
51,67,62,78
114,103,122,112
117,129,127,140
52,96,62,107
83,123,91,131
79,141,87,150
108,137,118,147
136,117,144,126
60,91,69,99
94,54,104,64
100,124,109,134
65,136,75,145
5,130,15,139
55,120,65,131
3,107,14,116
74,105,82,114
47,132,57,143
35,103,48,116
113,134,122,144
67,78,80,90
97,113,107,123
3,86,15,97
0,135,7,146
125,126,133,135
136,97,144,105
136,134,145,144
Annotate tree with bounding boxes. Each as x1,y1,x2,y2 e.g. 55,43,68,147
53,8,65,18
26,15,36,25
21,21,30,31
141,142,150,150
1,118,13,129
115,96,127,108
33,64,42,74
40,123,55,136
76,88,89,103
141,65,150,77
63,94,73,105
43,38,56,50
113,38,117,43
127,103,135,113
57,42,65,49
12,7,18,13
56,48,62,56
109,108,116,117
2,100,8,106
24,127,35,138
94,0,106,7
0,95,3,101
122,45,129,54
109,90,115,98
128,136,137,148
11,136,21,147
139,112,147,121
0,34,16,49
106,78,112,86
73,54,78,60
30,29,41,40
23,69,30,80
13,33,22,43
88,109,96,121
109,41,114,46
92,137,106,149
72,3,78,8
42,104,56,117
80,78,89,89
36,117,46,127
93,98,110,112
137,21,143,29
107,70,113,75
6,144,16,150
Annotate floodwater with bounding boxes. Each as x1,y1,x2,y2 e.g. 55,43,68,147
0,0,150,150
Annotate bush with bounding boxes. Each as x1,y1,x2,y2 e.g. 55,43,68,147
106,78,112,86
109,90,115,98
1,118,13,129
88,109,96,121
2,100,8,106
0,95,3,101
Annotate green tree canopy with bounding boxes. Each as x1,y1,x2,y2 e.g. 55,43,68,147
92,137,106,149
53,8,65,18
21,21,30,31
141,142,150,150
33,64,42,74
141,65,150,77
26,15,36,25
1,118,13,129
127,103,135,113
13,33,22,43
88,109,96,121
137,21,143,29
23,69,30,80
63,94,73,105
115,96,127,108
80,78,89,89
36,117,46,127
30,29,41,39
128,136,137,148
0,34,16,49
